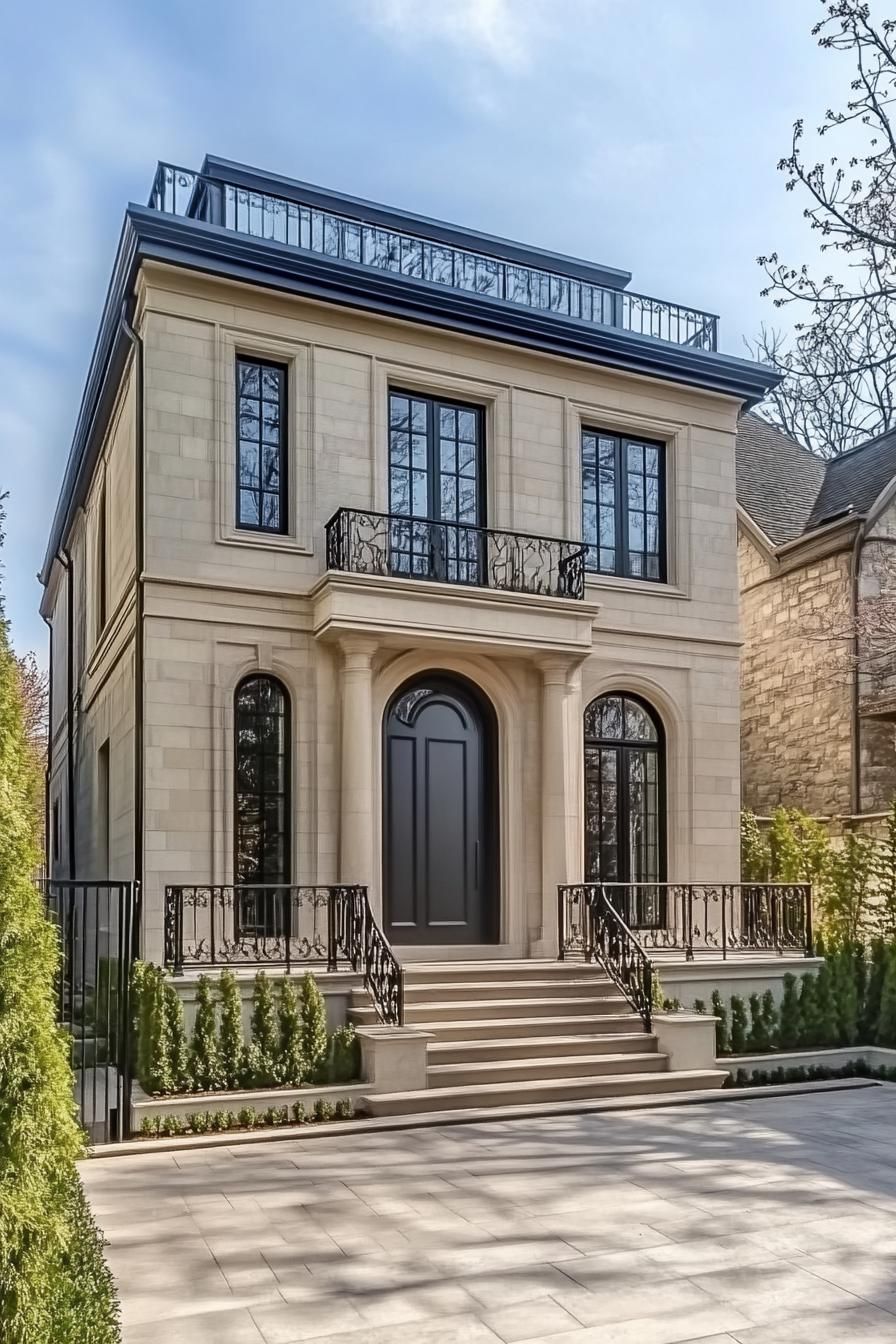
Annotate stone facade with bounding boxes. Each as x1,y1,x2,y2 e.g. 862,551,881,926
46,254,751,965
739,511,896,819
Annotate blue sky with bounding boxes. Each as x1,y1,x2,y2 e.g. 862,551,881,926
0,0,846,659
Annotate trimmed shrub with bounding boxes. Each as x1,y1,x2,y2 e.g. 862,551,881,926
130,962,189,1095
815,965,839,1047
876,949,896,1048
292,1101,308,1125
313,1098,335,1122
799,973,821,1047
327,1025,361,1083
779,974,801,1049
217,971,244,1089
729,995,748,1054
275,979,305,1086
333,1099,354,1120
237,1106,258,1129
760,989,779,1049
0,542,120,1342
747,994,769,1053
189,978,223,1091
864,940,888,1041
242,973,277,1087
831,947,859,1046
692,999,706,1014
711,990,730,1054
301,973,329,1083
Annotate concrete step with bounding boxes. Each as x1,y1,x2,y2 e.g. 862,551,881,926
427,1032,657,1064
350,996,630,1027
402,960,609,984
427,1051,669,1087
363,1069,728,1117
393,978,620,1003
350,1012,642,1042
406,995,629,1023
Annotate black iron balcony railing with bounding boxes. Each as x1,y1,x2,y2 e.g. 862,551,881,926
558,883,813,962
148,162,719,351
325,507,586,600
164,884,404,1025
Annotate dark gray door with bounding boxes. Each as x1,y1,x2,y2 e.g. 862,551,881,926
384,678,495,944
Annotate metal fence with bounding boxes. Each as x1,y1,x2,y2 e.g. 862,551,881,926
559,882,813,961
42,880,141,1143
148,162,719,351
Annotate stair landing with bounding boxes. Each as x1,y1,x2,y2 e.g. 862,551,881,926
349,960,726,1117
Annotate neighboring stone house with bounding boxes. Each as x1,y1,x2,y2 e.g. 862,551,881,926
737,413,896,821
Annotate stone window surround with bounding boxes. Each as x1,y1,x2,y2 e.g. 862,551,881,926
214,327,313,555
565,399,691,599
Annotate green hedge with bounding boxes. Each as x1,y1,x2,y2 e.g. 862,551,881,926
131,965,362,1096
704,939,896,1057
0,502,120,1342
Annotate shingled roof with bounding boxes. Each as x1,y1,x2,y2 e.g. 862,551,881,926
736,414,896,546
735,413,827,544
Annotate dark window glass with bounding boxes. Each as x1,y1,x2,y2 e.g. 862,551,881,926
584,693,664,926
388,389,484,584
234,676,290,933
236,359,287,533
582,430,665,580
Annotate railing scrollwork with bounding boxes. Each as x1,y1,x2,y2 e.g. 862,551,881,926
559,884,653,1030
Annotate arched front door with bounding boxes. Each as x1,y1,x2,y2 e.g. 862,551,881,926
584,692,665,926
383,675,497,944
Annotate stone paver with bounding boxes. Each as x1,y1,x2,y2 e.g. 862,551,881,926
81,1088,896,1343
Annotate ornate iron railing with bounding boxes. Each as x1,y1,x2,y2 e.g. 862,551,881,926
325,507,586,600
559,883,813,963
164,883,404,1024
333,885,404,1026
558,884,653,1030
147,162,719,351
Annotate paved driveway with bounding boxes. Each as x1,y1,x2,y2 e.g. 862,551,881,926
82,1086,896,1344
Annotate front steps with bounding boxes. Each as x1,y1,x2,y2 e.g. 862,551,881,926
349,960,726,1117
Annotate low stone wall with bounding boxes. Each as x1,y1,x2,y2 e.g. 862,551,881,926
721,1045,896,1079
656,955,823,1010
170,968,361,1033
129,1022,432,1131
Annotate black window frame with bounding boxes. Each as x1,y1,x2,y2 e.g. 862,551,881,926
233,674,291,936
235,357,288,535
388,387,486,528
581,428,666,582
583,692,666,927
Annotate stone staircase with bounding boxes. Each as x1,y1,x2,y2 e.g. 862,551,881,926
349,960,726,1117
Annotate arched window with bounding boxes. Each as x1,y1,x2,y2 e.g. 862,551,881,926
234,676,290,932
584,693,664,922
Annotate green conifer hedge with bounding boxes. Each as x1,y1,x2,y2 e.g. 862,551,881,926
0,503,120,1341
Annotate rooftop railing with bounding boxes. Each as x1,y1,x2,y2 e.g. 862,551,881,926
147,162,719,352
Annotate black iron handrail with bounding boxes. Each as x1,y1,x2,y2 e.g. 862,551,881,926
333,886,404,1026
164,883,404,1025
592,882,814,961
325,507,586,600
147,161,719,351
558,884,653,1030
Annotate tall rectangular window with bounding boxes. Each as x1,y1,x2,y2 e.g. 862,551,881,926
96,476,108,636
236,358,287,533
388,389,484,583
97,740,110,879
582,429,665,581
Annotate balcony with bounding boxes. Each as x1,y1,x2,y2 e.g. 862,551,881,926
147,162,719,352
326,508,586,600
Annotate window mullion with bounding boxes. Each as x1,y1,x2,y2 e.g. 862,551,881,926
616,437,627,578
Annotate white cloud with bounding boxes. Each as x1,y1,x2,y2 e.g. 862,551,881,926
360,0,539,70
